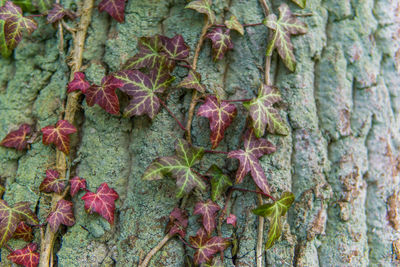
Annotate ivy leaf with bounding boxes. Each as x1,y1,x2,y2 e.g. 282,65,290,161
226,214,237,227
85,75,123,115
98,0,126,23
41,120,77,154
13,222,33,242
197,95,237,148
228,129,276,195
207,164,232,201
0,1,37,49
33,0,52,13
160,34,190,61
123,35,165,70
189,228,230,265
0,200,38,248
252,192,295,249
7,243,40,267
115,66,174,118
69,176,87,197
46,199,75,232
206,27,233,61
264,3,307,71
0,123,31,150
143,138,206,198
39,169,65,194
178,70,206,93
0,19,12,58
244,84,288,137
165,207,188,238
47,3,76,24
224,15,244,35
67,72,91,94
81,183,119,224
291,0,306,8
194,200,220,235
185,0,216,24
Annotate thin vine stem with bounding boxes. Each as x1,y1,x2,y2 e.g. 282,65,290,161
159,99,187,132
139,234,171,267
204,149,229,155
222,98,253,103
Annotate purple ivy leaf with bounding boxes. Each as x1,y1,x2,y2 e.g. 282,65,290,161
47,3,76,24
46,199,75,232
206,27,233,61
39,169,65,194
160,34,190,61
194,200,220,235
178,70,206,93
67,72,91,94
98,0,127,23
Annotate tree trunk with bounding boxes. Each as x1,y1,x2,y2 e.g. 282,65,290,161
0,0,399,266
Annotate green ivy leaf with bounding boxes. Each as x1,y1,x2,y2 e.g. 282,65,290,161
207,165,232,201
252,192,295,249
185,0,216,24
264,3,307,71
33,0,52,13
12,0,35,12
291,0,306,8
143,139,206,198
244,84,289,137
178,70,206,93
224,15,244,35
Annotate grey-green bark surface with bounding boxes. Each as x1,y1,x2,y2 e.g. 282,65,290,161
0,0,399,266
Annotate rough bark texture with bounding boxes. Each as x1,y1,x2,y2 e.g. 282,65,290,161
0,0,399,266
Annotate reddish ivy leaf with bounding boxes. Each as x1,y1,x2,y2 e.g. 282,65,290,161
194,200,220,235
206,27,233,61
178,70,206,93
0,1,37,49
165,207,188,238
46,199,75,232
69,176,87,197
226,213,237,227
228,129,276,195
13,222,33,242
41,120,77,154
47,3,76,24
7,243,39,267
81,183,119,224
185,0,216,24
0,124,31,151
197,95,237,148
67,72,90,94
160,34,190,61
98,0,126,23
39,169,65,194
189,228,230,265
85,75,124,115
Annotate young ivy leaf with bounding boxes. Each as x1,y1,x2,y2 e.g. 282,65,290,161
185,0,216,25
7,243,40,267
243,84,289,137
189,227,230,265
207,164,232,202
47,3,76,24
67,72,91,94
178,70,206,93
69,176,87,197
264,3,307,72
165,207,188,238
206,27,234,61
13,221,33,242
98,0,126,23
143,138,206,198
291,0,306,9
115,64,174,118
85,75,124,115
81,183,119,224
224,15,244,35
203,257,224,267
228,129,276,195
0,1,37,49
0,124,31,150
197,95,237,148
252,192,295,249
33,0,52,13
194,200,220,235
160,34,190,61
39,169,65,194
0,200,38,248
41,120,77,154
226,214,237,227
46,199,75,232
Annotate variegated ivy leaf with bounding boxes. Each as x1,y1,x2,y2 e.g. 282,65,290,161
0,1,37,50
206,27,233,61
46,199,75,232
197,95,237,148
143,138,206,198
291,0,306,8
98,0,126,23
244,84,289,137
0,123,31,150
7,242,40,267
178,70,206,93
160,34,190,61
207,164,232,201
115,63,174,118
228,129,276,195
185,0,216,24
224,15,244,35
47,3,76,24
194,200,220,235
264,3,307,71
252,192,295,249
